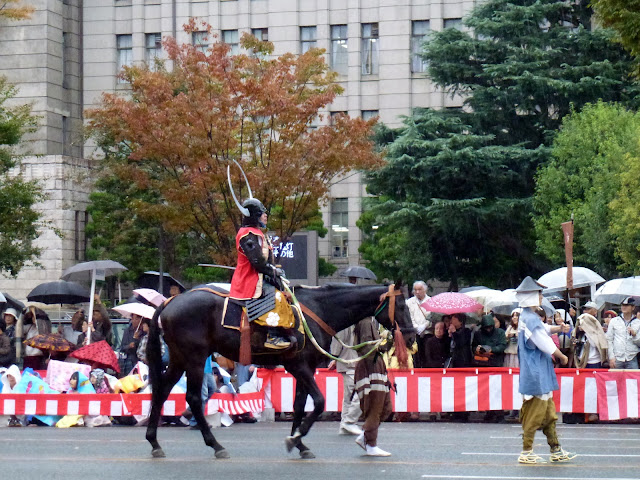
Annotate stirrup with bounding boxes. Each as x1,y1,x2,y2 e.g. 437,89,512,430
550,447,577,462
518,450,547,464
264,334,291,350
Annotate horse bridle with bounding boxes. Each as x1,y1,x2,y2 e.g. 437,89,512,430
374,285,403,330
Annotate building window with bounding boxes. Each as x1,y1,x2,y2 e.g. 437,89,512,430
444,18,463,31
361,110,378,121
116,34,133,82
145,33,162,69
300,26,316,54
330,111,347,125
252,28,268,42
192,31,208,53
361,23,379,75
411,20,430,73
222,29,239,55
330,25,348,76
331,198,349,258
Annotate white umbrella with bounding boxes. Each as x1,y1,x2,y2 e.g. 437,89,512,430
483,289,556,317
61,260,128,344
538,266,605,296
593,276,640,307
464,289,507,313
112,303,156,320
0,292,6,304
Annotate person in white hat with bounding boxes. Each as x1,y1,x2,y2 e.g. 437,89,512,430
515,276,576,464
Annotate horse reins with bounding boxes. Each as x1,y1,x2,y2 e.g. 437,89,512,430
297,285,403,365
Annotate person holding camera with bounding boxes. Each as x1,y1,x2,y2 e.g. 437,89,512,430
472,313,507,368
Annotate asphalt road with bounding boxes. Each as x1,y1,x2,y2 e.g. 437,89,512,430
1,421,639,480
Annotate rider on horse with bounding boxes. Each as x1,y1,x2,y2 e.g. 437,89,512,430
228,197,295,350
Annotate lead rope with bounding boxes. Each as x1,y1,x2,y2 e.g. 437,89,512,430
283,280,383,364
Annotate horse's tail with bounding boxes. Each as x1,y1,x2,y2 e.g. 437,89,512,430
147,302,166,393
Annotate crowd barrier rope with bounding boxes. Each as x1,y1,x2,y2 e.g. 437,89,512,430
1,368,639,421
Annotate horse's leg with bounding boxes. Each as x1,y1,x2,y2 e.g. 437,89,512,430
146,362,184,458
185,364,229,459
285,365,324,458
289,383,314,459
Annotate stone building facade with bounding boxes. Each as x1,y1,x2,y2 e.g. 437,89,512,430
1,0,476,298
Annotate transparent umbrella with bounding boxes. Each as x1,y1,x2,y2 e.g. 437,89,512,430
61,260,127,344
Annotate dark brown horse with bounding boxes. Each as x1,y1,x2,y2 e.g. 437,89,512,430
145,283,415,459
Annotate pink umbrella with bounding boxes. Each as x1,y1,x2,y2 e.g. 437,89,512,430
421,292,483,314
133,288,166,307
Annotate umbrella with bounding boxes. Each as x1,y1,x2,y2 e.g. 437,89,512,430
132,288,167,307
459,286,490,293
1,292,25,312
484,289,556,317
421,292,483,314
339,266,377,281
69,340,120,373
538,267,605,293
61,260,127,345
593,276,640,307
112,302,156,320
27,280,91,305
24,333,75,352
138,271,186,298
464,288,506,311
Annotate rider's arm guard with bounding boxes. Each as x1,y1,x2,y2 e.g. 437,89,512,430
239,232,278,278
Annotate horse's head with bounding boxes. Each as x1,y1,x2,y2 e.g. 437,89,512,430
374,284,416,350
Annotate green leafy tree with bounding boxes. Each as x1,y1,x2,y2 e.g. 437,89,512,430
534,102,640,277
0,77,45,277
591,0,640,74
360,110,546,290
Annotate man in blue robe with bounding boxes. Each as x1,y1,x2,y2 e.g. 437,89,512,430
516,276,577,464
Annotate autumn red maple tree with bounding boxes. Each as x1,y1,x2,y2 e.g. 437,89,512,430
87,21,381,265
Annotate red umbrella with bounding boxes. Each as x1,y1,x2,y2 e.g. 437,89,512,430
421,292,483,315
68,340,120,373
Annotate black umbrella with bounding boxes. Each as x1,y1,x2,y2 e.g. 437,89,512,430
138,271,186,298
27,280,91,305
1,292,25,312
339,266,377,281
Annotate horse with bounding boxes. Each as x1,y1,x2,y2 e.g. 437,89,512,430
145,283,416,459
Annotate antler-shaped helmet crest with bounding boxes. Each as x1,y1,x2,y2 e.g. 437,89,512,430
227,159,253,217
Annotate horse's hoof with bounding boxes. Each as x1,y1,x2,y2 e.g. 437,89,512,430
151,448,166,458
284,435,300,452
299,450,315,459
215,449,230,459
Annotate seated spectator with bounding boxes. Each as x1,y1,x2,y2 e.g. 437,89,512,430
472,314,507,367
424,321,449,368
0,364,24,426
